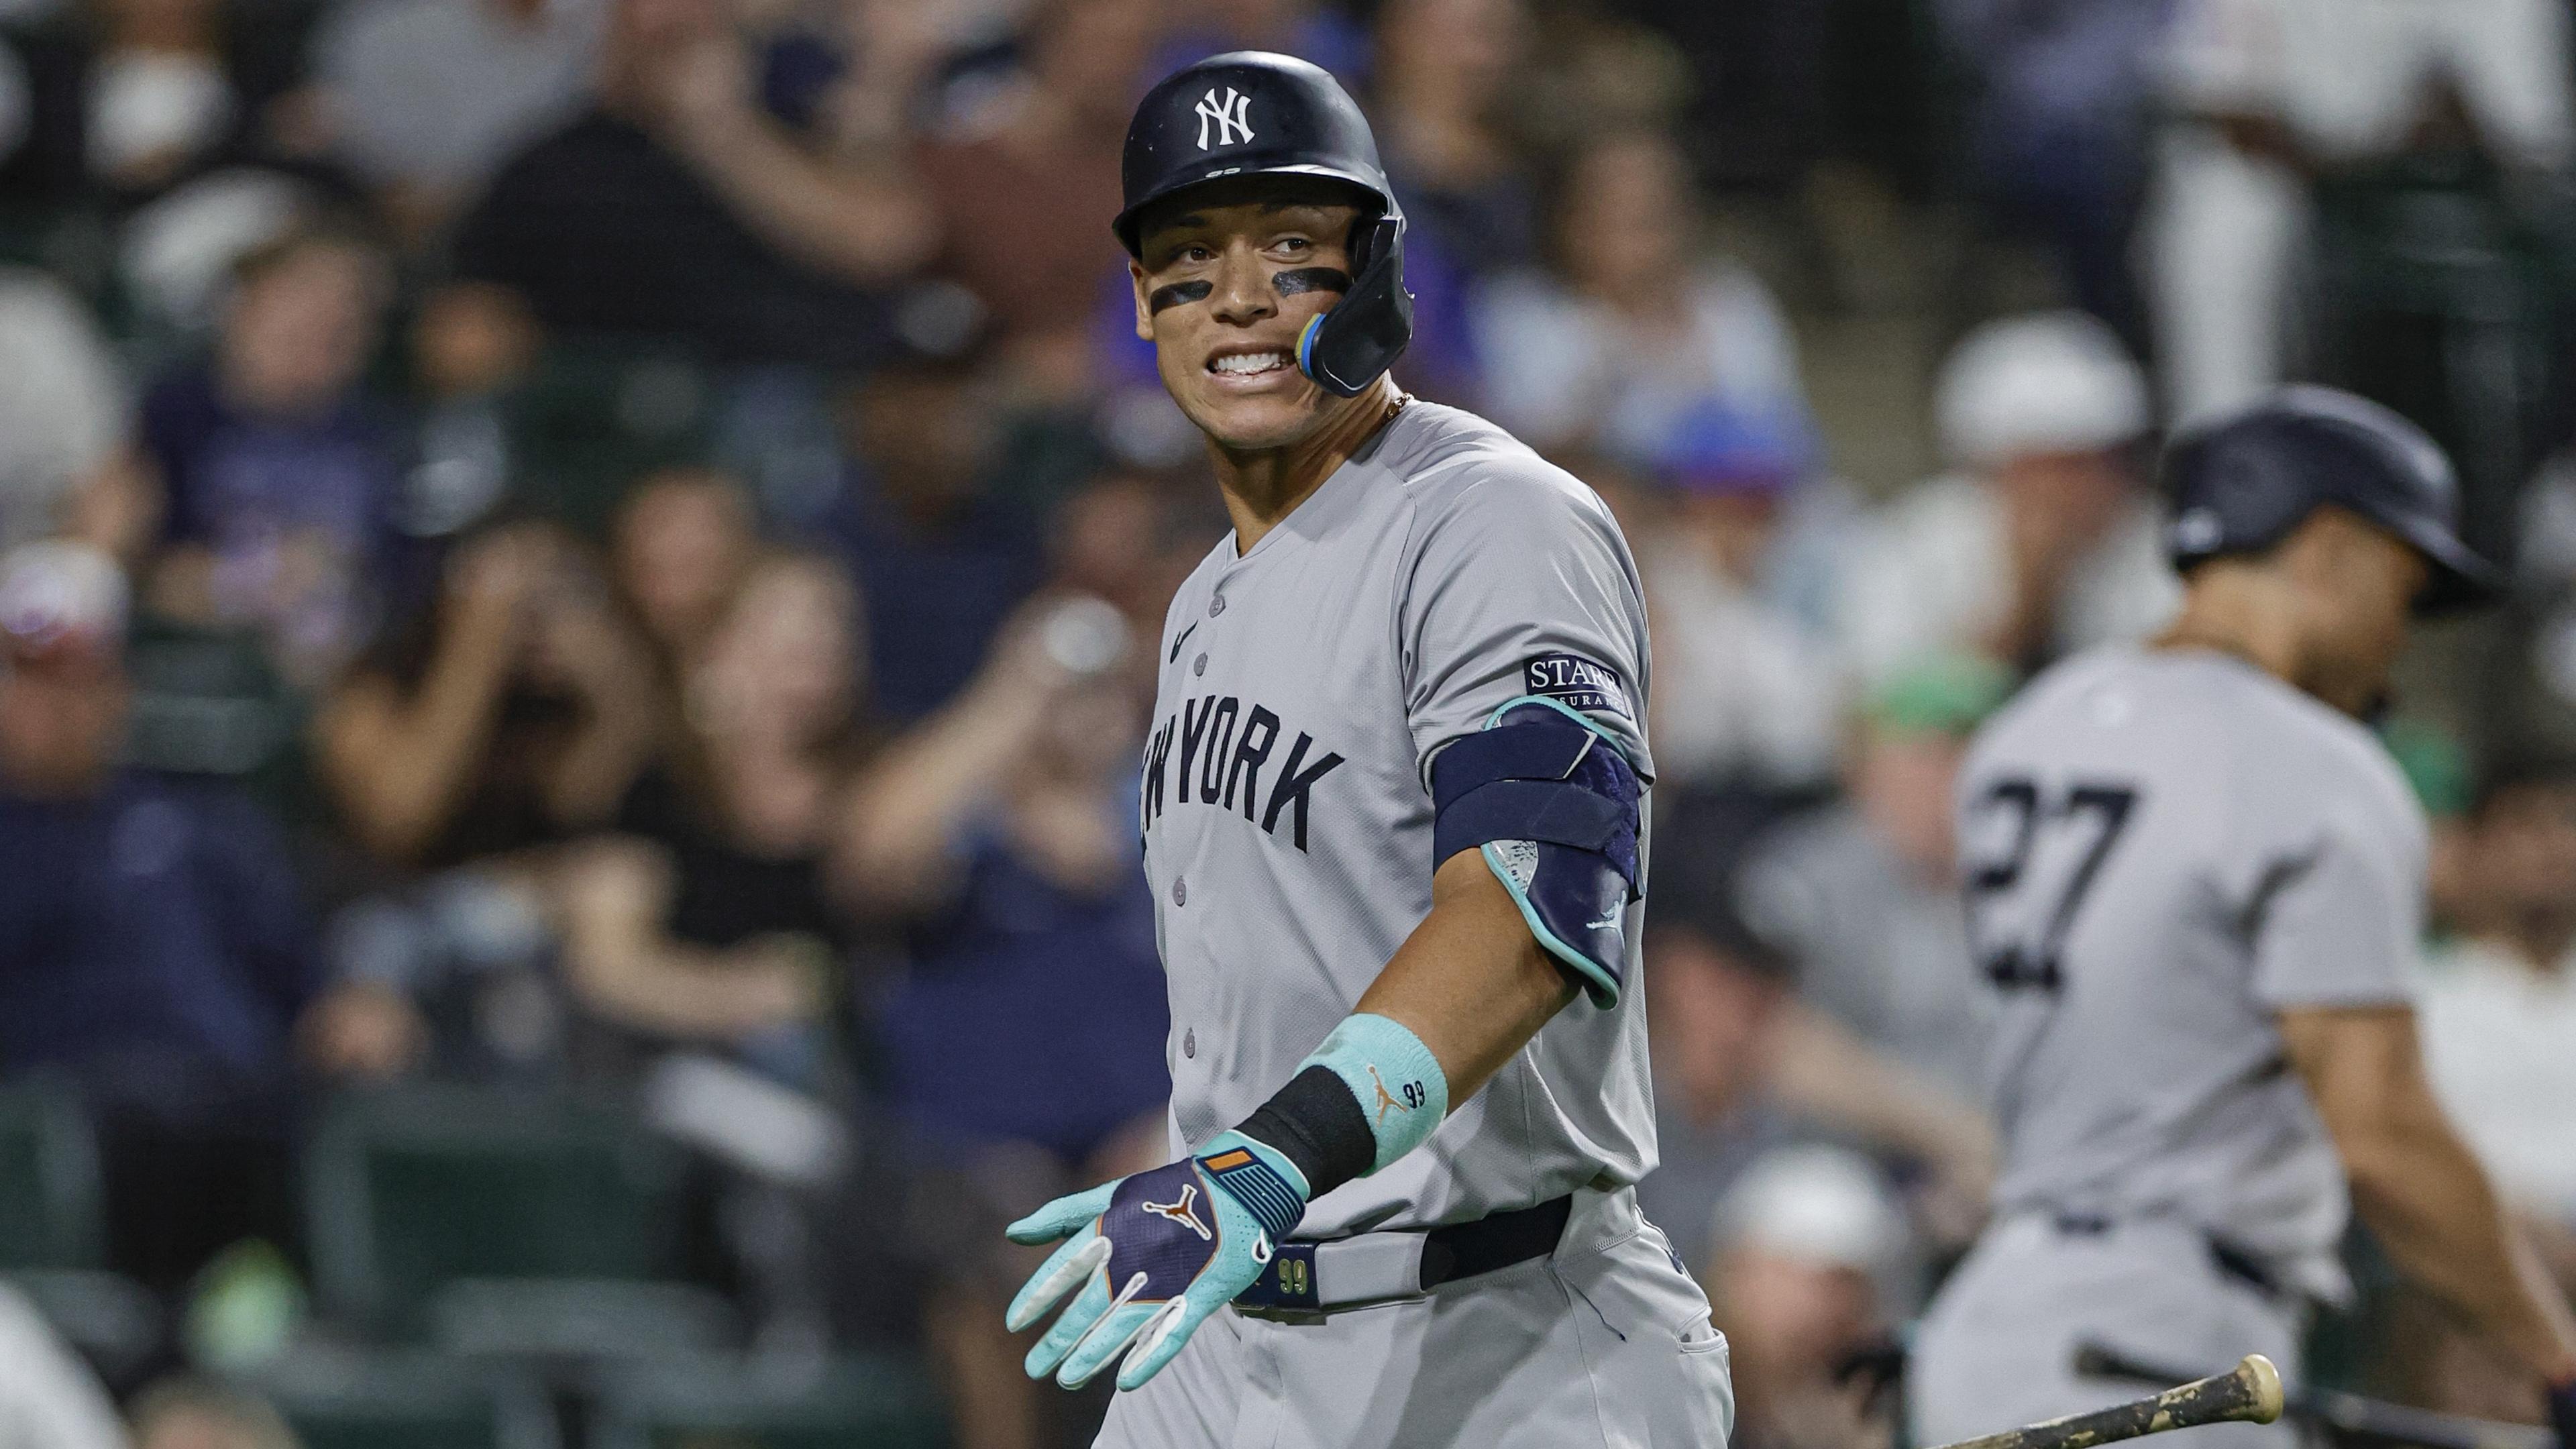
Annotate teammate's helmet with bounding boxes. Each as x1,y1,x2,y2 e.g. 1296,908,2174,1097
1114,52,1412,398
2161,386,2500,612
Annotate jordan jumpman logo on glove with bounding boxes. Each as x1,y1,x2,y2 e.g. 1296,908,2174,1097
1005,1130,1309,1391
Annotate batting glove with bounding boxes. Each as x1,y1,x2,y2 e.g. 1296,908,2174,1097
2546,1371,2575,1449
1004,1130,1309,1391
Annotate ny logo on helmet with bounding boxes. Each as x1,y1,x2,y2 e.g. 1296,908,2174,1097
1195,87,1254,150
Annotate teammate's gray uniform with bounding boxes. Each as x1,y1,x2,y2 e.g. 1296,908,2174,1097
1911,645,2425,1449
1107,401,1733,1448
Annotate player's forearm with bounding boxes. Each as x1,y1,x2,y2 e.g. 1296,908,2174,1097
2286,1007,2576,1379
2345,1106,2576,1381
1224,851,1576,1210
1355,848,1576,1103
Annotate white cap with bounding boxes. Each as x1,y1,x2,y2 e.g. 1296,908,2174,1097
0,540,127,661
1713,1144,1905,1275
1935,310,2149,470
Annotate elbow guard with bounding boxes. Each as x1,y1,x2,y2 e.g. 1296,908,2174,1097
1430,697,1644,1006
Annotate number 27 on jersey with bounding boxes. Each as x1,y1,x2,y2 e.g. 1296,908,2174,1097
1962,776,2140,995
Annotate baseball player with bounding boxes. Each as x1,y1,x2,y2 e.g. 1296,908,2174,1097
998,52,1733,1448
1910,388,2576,1449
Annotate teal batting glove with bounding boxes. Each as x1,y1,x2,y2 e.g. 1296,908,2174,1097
1003,1130,1308,1391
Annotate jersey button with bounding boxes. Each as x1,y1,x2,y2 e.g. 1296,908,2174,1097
1208,595,1226,617
1183,1029,1197,1059
1172,875,1187,906
1193,652,1208,676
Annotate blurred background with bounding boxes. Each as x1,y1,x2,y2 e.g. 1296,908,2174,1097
0,0,2573,1446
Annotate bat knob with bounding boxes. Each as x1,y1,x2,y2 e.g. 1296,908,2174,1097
2237,1355,2286,1426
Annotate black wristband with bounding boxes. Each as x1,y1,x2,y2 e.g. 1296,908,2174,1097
1236,1064,1374,1202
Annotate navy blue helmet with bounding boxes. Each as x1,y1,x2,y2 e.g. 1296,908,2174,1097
2161,386,2500,612
1114,52,1412,398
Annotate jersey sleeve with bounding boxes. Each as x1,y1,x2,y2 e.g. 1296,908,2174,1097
1397,464,1654,786
2243,770,2424,1009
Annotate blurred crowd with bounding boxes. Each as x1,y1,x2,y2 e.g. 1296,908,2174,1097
1,0,2575,1447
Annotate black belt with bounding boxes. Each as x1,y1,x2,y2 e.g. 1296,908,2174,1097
2049,1213,2285,1301
1236,1194,1574,1316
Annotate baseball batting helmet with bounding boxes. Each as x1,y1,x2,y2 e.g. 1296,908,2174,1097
1113,52,1412,398
2162,385,2501,612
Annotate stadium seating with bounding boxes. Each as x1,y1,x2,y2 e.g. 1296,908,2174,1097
303,1084,733,1357
0,1081,103,1270
246,1344,559,1449
0,1083,164,1380
586,1352,948,1449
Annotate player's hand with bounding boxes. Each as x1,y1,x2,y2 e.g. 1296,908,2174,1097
1004,1132,1307,1391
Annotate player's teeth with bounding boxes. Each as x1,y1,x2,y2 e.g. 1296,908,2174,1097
1214,352,1287,374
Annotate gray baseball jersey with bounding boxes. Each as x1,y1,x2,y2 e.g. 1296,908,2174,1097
1956,645,2422,1277
1138,400,1656,1237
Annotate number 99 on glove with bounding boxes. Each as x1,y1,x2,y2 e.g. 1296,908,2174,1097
1003,1130,1309,1391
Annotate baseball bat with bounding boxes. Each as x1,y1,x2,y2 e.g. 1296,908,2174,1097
2075,1343,2552,1449
1925,1354,2286,1449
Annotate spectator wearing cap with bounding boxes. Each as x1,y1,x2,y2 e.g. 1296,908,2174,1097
78,0,239,197
1639,399,1847,794
0,543,420,1291
1739,654,2010,1097
1472,128,1815,462
1709,1145,1911,1449
0,268,124,551
1838,311,2177,686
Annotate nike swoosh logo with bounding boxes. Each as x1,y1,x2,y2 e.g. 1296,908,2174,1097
1587,910,1623,932
1169,621,1199,663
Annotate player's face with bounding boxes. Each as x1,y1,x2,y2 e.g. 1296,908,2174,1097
1130,190,1363,451
2298,511,2430,711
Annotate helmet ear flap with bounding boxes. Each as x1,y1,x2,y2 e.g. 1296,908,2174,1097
1347,213,1391,274
1297,213,1413,397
